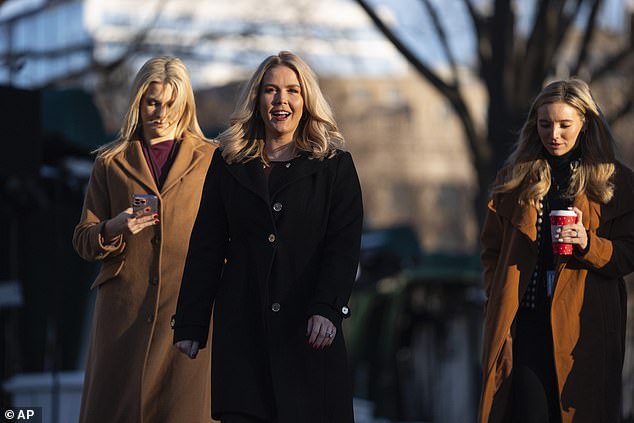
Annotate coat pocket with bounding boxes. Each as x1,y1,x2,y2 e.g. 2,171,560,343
90,258,125,289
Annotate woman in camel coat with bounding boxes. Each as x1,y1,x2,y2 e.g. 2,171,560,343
479,79,634,423
73,56,216,423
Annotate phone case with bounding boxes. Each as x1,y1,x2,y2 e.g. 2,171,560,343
132,194,158,215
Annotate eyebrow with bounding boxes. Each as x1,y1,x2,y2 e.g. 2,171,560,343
262,83,301,89
538,118,574,122
144,92,177,103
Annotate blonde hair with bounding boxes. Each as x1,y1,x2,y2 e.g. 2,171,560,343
492,78,616,207
217,51,344,164
95,56,210,160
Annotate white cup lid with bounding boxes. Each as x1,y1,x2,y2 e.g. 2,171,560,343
549,209,576,217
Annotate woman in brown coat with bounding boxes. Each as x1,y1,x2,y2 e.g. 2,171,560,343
73,56,216,423
479,79,634,423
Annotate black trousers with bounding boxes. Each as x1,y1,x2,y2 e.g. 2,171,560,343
511,307,561,423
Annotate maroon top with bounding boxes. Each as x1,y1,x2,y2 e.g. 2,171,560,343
142,139,179,190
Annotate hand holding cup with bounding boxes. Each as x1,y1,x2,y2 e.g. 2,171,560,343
550,207,587,254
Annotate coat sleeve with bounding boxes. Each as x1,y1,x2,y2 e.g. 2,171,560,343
306,151,364,326
72,157,126,262
173,149,228,348
574,202,634,279
480,200,503,307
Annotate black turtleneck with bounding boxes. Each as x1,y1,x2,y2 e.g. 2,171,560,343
544,141,582,211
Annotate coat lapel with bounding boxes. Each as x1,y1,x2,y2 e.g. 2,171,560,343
224,159,270,204
114,140,158,195
161,137,211,195
493,192,538,252
223,154,326,203
113,138,215,198
269,154,325,198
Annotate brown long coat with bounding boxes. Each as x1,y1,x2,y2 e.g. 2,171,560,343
73,137,216,423
479,162,634,423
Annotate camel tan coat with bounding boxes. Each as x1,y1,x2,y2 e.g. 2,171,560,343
73,137,216,423
479,162,634,423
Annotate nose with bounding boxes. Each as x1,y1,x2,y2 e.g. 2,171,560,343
273,91,287,105
549,126,560,141
156,104,167,119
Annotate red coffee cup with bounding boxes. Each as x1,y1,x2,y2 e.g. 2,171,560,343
549,210,577,255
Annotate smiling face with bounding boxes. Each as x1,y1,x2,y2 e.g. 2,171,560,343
537,101,585,157
258,65,304,144
140,82,178,143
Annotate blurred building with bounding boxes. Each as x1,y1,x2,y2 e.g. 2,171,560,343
321,73,485,253
0,0,486,253
0,0,408,89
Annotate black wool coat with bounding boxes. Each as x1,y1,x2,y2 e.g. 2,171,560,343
173,148,363,423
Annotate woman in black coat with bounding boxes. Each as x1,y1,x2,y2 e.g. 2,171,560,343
173,51,363,423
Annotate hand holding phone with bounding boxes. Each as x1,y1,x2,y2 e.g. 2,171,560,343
132,194,159,217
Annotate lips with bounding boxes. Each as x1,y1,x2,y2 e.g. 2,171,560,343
271,110,291,120
149,119,169,127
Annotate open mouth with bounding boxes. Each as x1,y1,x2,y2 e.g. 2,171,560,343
271,110,291,120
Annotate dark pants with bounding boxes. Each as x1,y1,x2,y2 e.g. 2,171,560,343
511,308,561,423
510,364,561,423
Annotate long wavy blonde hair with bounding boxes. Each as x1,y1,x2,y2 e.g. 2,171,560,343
492,78,616,207
95,56,210,160
217,51,344,164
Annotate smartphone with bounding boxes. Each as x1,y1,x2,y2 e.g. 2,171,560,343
132,194,159,216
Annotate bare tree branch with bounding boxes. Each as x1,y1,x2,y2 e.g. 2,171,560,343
1,43,93,61
40,0,170,88
489,0,514,97
354,0,488,164
354,0,492,225
591,46,633,80
607,97,633,124
555,0,583,45
419,0,459,85
571,0,603,76
521,0,564,96
354,0,452,91
461,0,488,76
525,0,553,56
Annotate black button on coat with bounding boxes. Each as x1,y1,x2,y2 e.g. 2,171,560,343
174,149,363,423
